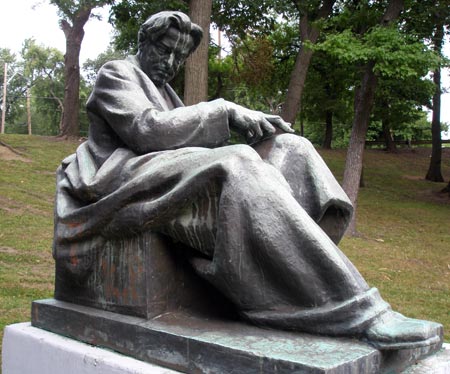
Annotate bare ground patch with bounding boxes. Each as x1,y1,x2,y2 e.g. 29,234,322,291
402,175,423,181
0,246,19,255
0,195,52,217
412,186,450,204
0,144,31,162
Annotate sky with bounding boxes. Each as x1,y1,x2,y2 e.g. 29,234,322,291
0,0,113,63
0,0,449,138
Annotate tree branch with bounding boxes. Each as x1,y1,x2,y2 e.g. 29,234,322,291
381,0,404,25
59,19,72,38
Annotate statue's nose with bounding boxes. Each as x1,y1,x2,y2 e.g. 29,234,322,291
167,52,175,66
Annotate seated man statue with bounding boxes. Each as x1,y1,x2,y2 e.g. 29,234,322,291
53,11,441,350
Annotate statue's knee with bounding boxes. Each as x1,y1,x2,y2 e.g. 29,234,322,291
222,144,270,181
274,133,313,149
271,134,316,158
226,144,261,163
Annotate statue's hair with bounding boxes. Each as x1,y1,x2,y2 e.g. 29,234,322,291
138,11,203,54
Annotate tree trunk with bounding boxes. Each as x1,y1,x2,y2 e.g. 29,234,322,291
343,63,378,235
342,0,404,235
184,0,212,105
441,181,450,195
281,0,336,124
59,9,91,138
323,110,333,149
282,46,313,124
382,118,397,152
426,25,444,182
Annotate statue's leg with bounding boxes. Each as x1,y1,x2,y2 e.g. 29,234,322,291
253,134,353,244
161,143,441,349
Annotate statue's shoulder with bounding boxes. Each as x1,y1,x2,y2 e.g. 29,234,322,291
97,56,142,80
88,56,149,108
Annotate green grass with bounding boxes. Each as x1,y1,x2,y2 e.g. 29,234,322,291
0,134,79,365
0,135,449,363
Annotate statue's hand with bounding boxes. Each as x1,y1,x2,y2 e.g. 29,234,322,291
226,102,294,144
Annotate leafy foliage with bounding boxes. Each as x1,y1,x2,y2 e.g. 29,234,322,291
83,46,127,86
50,0,114,21
0,49,27,130
0,38,93,136
314,26,440,79
21,39,65,135
402,0,450,44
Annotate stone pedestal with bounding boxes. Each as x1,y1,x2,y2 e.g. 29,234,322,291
29,299,446,374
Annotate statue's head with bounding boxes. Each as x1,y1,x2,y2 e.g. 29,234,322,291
137,11,203,87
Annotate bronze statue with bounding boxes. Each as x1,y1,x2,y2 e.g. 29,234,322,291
52,11,442,350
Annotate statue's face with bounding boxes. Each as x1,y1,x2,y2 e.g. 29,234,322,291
138,26,194,87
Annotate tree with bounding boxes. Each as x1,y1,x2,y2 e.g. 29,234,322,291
1,41,71,135
21,39,65,135
423,4,450,183
344,0,421,234
314,0,440,234
441,181,450,196
280,0,336,124
83,46,127,86
301,49,355,148
184,0,213,105
227,25,295,113
213,0,337,125
208,45,235,101
51,0,112,137
0,49,25,133
401,0,450,182
426,51,445,181
372,71,435,152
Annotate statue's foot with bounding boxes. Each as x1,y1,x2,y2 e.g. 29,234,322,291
363,311,443,350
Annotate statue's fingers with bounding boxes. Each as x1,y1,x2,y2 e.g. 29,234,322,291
247,123,263,142
260,119,276,136
267,115,294,133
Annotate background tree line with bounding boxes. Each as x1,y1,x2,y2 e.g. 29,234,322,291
0,40,90,136
1,0,448,232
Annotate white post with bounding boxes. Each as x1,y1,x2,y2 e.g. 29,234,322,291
1,62,7,134
26,87,31,135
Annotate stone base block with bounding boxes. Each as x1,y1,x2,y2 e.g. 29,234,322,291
2,322,179,374
54,232,223,319
30,299,447,374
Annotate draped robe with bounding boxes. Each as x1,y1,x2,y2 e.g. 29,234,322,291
53,55,390,336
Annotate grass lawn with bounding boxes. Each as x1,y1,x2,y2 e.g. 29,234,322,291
0,134,449,362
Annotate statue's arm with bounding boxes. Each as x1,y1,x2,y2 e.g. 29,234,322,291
89,61,231,153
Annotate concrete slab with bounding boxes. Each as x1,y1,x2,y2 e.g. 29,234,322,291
2,322,180,374
401,345,450,374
